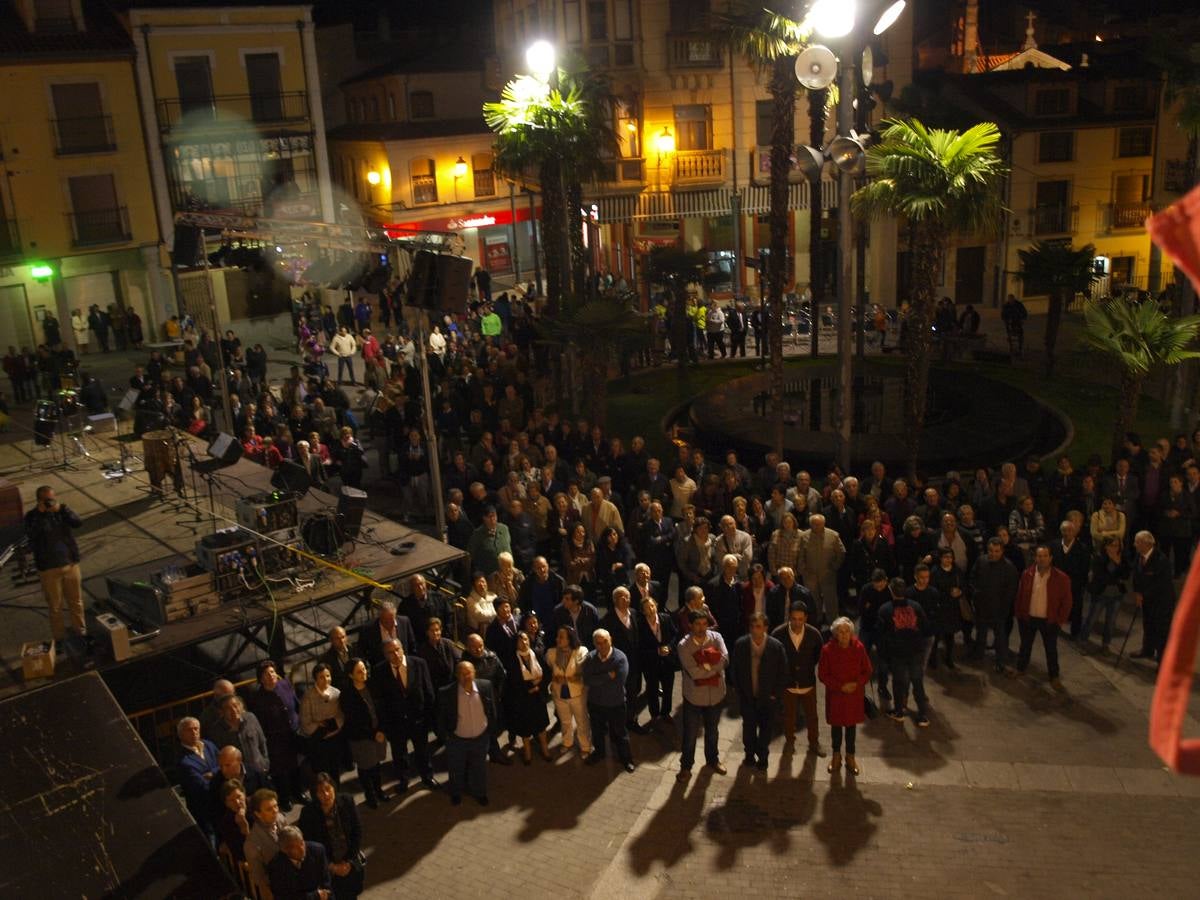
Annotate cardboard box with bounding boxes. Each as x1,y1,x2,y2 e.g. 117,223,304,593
20,640,56,681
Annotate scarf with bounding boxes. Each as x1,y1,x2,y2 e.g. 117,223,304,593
518,650,542,682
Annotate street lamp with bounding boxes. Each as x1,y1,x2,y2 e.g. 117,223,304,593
453,156,467,202
366,170,381,186
798,0,906,471
526,39,556,82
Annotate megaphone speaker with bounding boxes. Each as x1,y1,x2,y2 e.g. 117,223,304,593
795,45,837,91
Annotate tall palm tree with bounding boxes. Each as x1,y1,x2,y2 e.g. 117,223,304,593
1082,298,1200,462
851,117,1005,477
1016,240,1099,379
715,5,810,457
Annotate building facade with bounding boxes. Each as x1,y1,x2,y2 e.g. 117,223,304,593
492,0,914,303
0,0,169,353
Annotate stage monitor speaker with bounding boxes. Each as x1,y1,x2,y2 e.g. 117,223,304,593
406,249,438,309
207,432,243,465
338,485,368,538
271,460,311,496
172,224,201,267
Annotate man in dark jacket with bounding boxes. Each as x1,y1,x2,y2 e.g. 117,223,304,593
373,638,437,792
1014,544,1073,689
732,612,787,769
267,828,331,900
461,633,511,764
436,661,500,806
877,577,932,726
551,584,602,650
1131,530,1177,665
969,538,1020,672
518,556,565,626
1051,520,1091,639
770,600,825,755
24,485,85,644
601,586,648,733
766,567,813,630
637,596,678,722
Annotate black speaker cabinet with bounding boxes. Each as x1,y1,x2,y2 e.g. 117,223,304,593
207,432,243,464
337,485,368,538
406,250,472,314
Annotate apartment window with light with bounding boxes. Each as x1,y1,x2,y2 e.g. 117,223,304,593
674,104,711,151
1117,126,1152,158
411,157,437,204
410,91,434,120
1037,132,1073,163
472,153,495,197
1033,87,1070,116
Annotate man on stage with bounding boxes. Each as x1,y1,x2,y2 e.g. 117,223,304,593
24,485,86,647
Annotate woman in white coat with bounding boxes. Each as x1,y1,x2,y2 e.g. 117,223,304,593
545,624,592,756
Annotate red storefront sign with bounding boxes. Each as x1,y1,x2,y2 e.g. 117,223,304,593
384,203,539,238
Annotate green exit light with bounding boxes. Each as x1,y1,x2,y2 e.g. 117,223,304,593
30,264,54,279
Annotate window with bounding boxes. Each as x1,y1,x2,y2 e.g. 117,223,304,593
564,0,582,42
370,97,380,122
1037,132,1073,163
174,57,214,118
68,174,127,245
614,0,632,39
669,0,709,31
587,0,608,40
1034,87,1070,116
1112,84,1148,113
51,82,113,154
387,94,396,119
410,91,434,119
245,53,283,122
410,157,437,204
755,100,774,147
674,104,711,151
472,152,495,197
616,104,640,157
1117,126,1152,158
1034,180,1070,234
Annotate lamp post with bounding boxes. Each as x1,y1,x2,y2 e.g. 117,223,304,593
453,156,467,203
800,0,905,472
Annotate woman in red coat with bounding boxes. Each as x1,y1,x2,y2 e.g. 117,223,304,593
818,616,873,775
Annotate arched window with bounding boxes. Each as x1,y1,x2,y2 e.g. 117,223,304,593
410,157,437,204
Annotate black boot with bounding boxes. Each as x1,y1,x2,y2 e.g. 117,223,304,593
360,768,378,809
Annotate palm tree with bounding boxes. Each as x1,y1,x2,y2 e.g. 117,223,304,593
851,117,1006,477
1016,240,1099,379
1082,298,1200,462
715,5,810,457
485,64,615,313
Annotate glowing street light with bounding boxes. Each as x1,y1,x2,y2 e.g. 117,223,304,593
453,156,469,179
366,170,381,186
872,0,906,35
525,40,556,82
808,0,855,39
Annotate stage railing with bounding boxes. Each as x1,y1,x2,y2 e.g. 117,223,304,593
128,677,256,769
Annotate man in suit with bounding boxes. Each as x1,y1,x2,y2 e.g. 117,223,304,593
715,515,754,580
601,586,648,734
317,626,353,691
638,457,672,507
1051,520,1091,639
1014,544,1073,690
461,633,511,764
1102,458,1140,534
1131,530,1177,665
798,514,847,627
268,826,332,900
397,574,452,642
176,717,219,836
732,612,787,769
639,502,676,590
629,562,663,609
583,485,624,543
373,638,438,792
357,601,417,667
770,601,825,755
677,516,717,591
637,596,678,723
551,584,602,650
436,660,499,805
208,746,269,825
766,567,813,630
708,553,746,644
518,555,565,625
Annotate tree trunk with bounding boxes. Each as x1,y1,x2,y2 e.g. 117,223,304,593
567,179,587,301
1043,288,1063,379
581,341,609,428
903,221,945,478
1112,372,1143,465
768,57,797,458
540,157,565,315
808,88,827,360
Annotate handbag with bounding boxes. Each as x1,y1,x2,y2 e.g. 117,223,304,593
959,594,974,622
864,694,879,720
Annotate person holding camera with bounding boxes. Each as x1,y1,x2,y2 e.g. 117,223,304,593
24,485,85,645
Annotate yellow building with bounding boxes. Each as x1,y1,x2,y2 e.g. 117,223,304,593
492,0,914,301
128,3,335,234
0,0,168,354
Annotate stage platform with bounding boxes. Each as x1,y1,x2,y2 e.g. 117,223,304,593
0,427,463,701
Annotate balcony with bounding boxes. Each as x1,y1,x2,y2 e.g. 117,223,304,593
1103,201,1153,231
668,33,722,69
0,218,20,261
1032,203,1078,236
156,92,310,132
411,175,438,205
673,149,725,184
52,115,116,155
68,207,130,247
598,158,645,185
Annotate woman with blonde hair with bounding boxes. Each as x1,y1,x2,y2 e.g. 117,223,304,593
818,617,872,775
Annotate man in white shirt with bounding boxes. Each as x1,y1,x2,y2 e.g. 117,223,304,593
436,661,497,806
329,326,357,385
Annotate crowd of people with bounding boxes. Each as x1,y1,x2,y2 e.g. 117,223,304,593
11,276,1192,898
